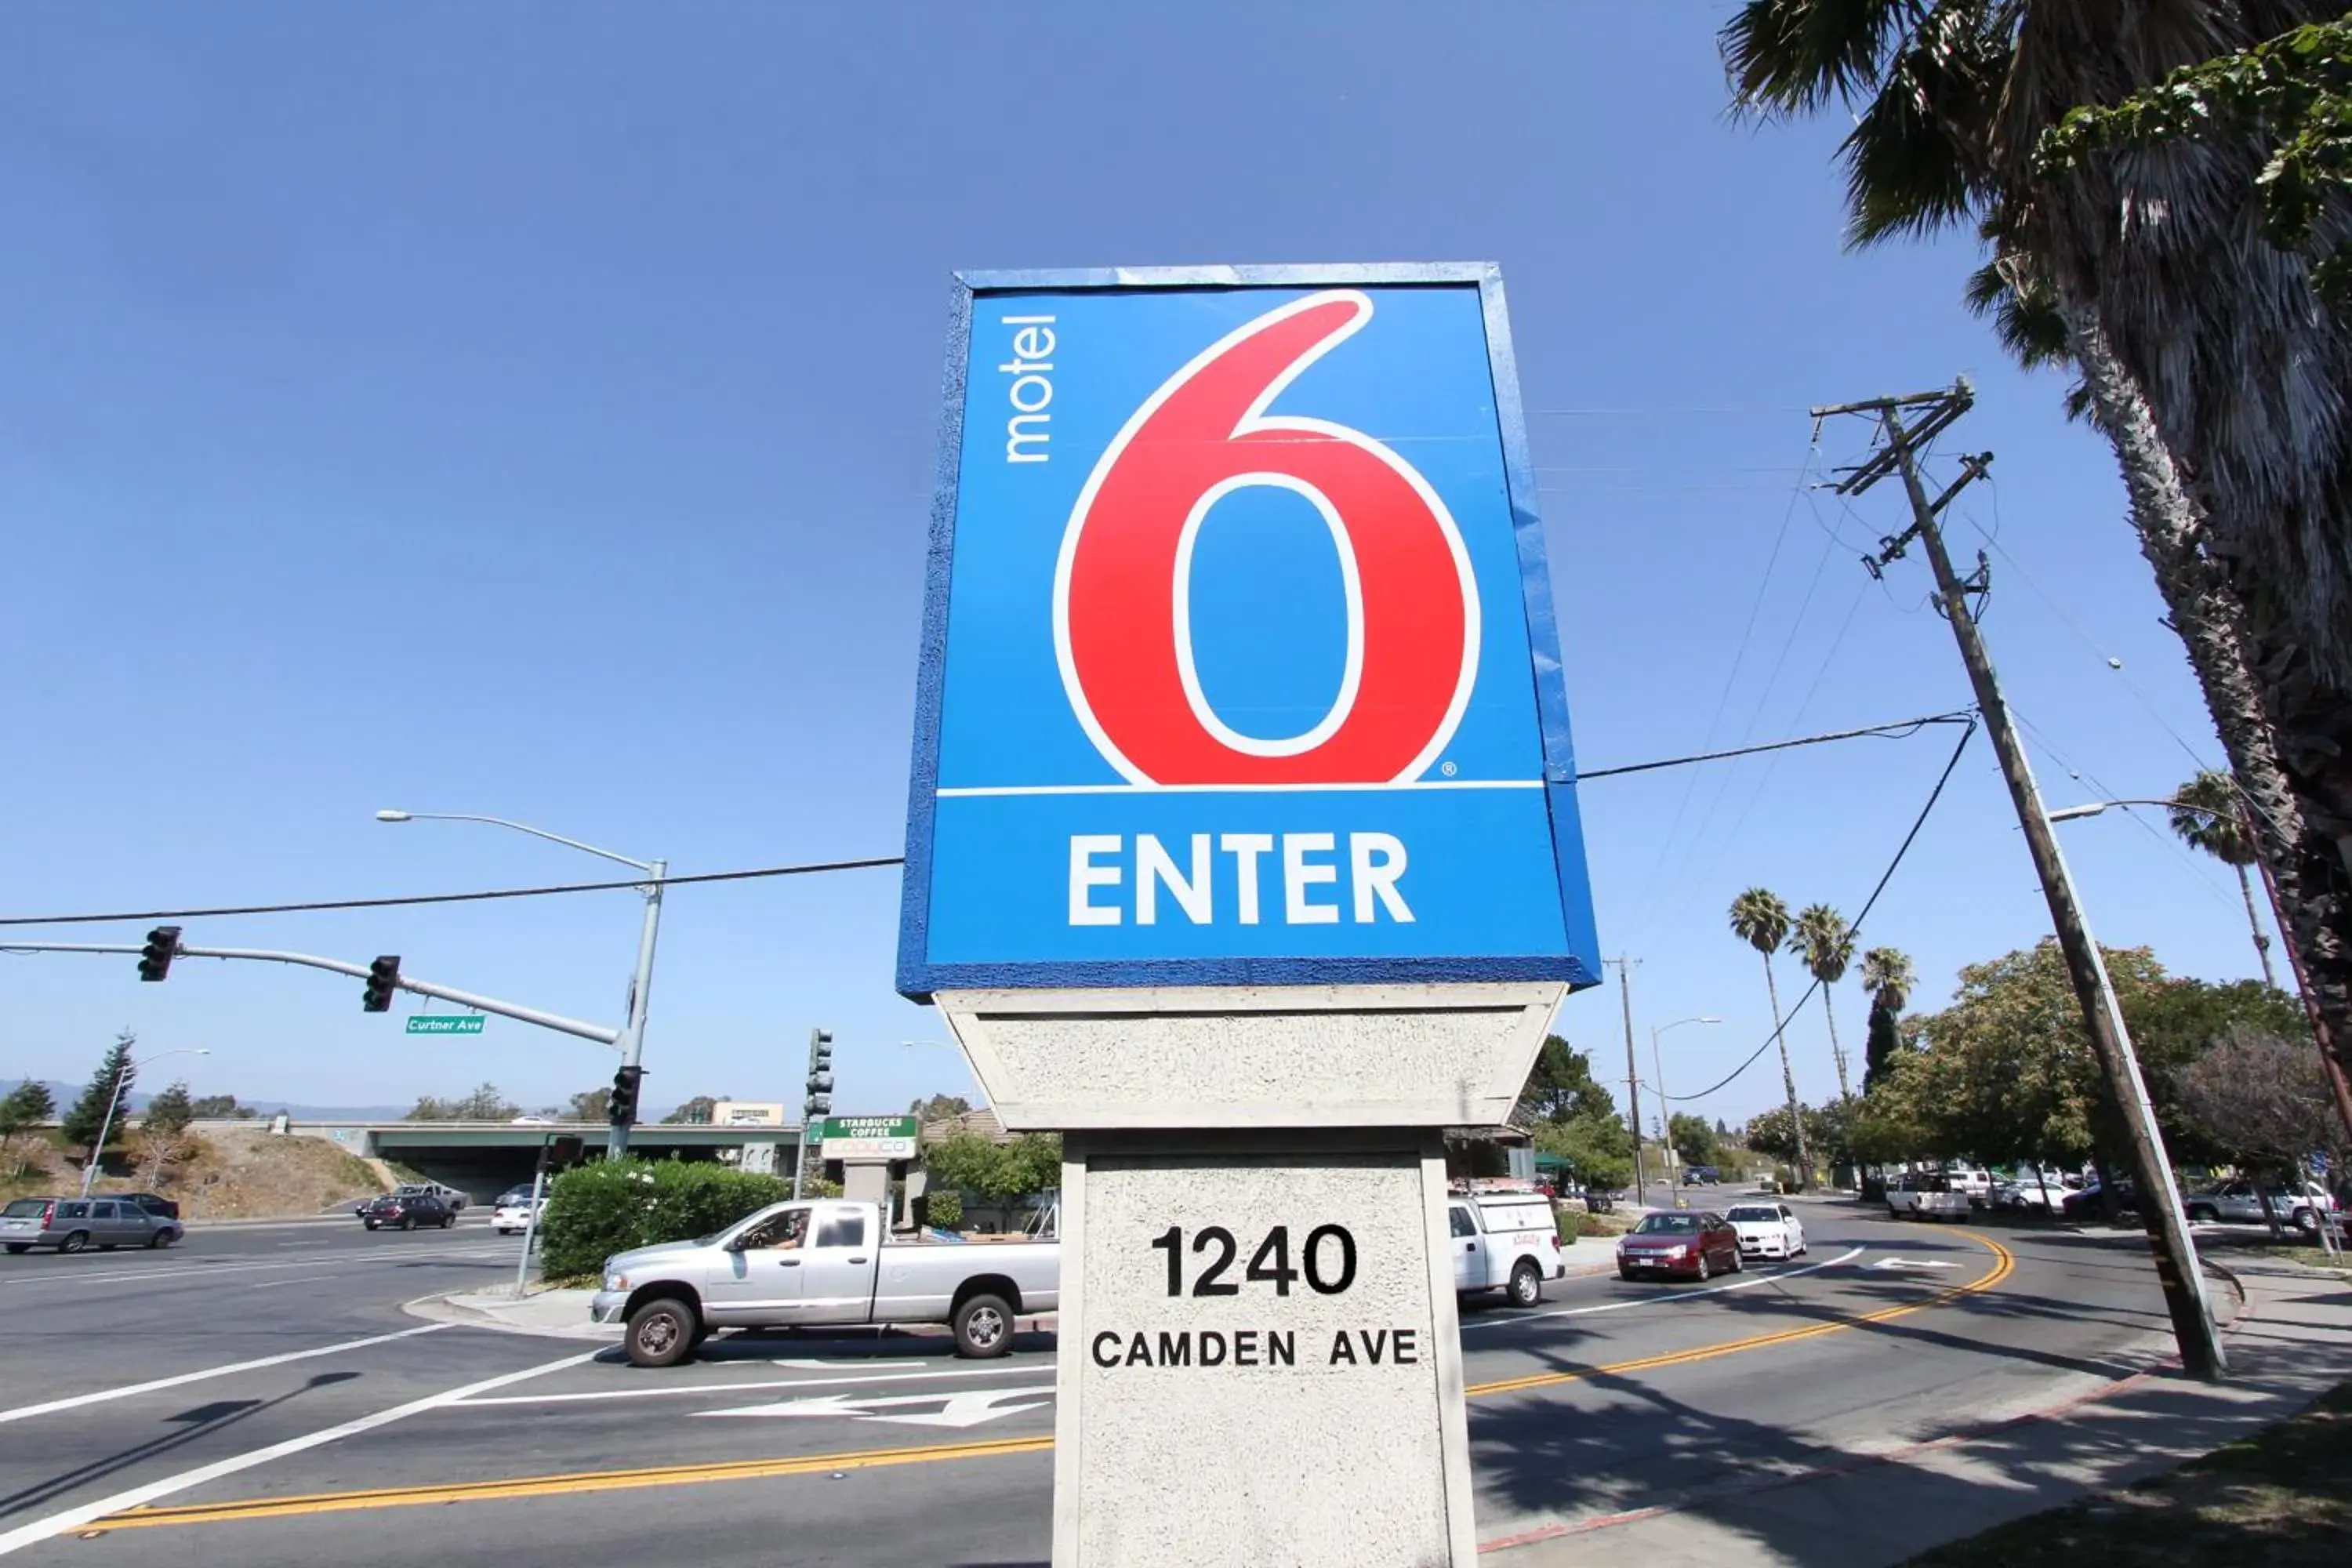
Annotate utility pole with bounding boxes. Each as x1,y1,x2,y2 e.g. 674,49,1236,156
1822,381,2227,1381
1607,956,1646,1204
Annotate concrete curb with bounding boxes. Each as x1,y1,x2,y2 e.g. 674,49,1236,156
403,1287,622,1342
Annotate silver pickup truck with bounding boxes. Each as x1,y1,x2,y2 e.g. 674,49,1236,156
591,1199,1058,1367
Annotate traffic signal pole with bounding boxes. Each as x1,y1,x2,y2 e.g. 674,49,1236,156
1,938,622,1045
1821,381,2227,1381
606,858,666,1159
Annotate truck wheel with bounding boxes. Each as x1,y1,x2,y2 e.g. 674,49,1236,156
625,1298,699,1368
2294,1207,2321,1236
953,1294,1014,1359
1506,1260,1543,1308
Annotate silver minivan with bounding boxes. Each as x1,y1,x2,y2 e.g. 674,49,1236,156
1,1196,184,1254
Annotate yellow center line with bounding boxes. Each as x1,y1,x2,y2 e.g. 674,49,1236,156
85,1231,2013,1534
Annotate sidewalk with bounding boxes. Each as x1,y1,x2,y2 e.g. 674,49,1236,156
1484,1254,2352,1564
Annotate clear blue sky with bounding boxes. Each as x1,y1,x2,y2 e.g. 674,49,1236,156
1,3,2263,1128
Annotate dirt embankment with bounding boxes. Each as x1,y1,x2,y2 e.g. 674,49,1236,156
21,1129,394,1219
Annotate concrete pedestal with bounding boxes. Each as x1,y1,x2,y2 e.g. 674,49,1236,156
1052,1131,1474,1566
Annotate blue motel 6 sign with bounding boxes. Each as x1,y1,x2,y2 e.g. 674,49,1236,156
896,264,1599,998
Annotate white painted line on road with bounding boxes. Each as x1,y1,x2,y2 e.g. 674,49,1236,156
0,1345,596,1558
0,1245,508,1290
452,1359,1051,1408
0,1323,453,1428
274,1240,334,1248
769,1358,927,1370
1459,1247,1867,1330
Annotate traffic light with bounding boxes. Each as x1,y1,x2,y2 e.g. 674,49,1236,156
362,955,400,1013
546,1134,586,1167
609,1064,643,1127
804,1028,834,1120
136,926,182,983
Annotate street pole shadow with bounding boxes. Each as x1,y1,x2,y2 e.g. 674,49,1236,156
0,1371,359,1520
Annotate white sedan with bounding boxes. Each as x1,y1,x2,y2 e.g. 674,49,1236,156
492,1198,545,1235
1725,1202,1806,1261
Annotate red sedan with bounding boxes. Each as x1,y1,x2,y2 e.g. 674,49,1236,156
1616,1210,1744,1281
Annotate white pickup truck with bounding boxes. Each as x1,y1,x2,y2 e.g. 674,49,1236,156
1886,1171,1971,1221
591,1199,1058,1367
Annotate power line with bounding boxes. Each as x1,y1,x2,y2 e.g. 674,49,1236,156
0,713,1974,932
1664,714,1980,1104
0,855,907,929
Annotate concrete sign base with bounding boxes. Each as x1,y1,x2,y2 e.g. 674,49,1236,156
1053,1131,1475,1567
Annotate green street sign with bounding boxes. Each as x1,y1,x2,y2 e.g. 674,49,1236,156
405,1015,486,1036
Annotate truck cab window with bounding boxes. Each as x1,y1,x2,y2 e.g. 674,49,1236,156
816,1212,867,1249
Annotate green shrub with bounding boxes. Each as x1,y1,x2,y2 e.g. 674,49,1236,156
923,1189,963,1230
1552,1204,1581,1243
539,1159,791,1279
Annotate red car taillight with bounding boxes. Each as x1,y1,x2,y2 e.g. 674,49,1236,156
40,1202,55,1227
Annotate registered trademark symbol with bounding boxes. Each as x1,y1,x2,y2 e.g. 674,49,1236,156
1440,760,1457,777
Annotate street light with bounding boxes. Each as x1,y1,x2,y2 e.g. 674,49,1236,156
83,1047,209,1196
377,809,666,1156
1650,1017,1721,1188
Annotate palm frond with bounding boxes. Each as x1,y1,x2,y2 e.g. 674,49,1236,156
1721,0,1912,116
1842,8,2013,245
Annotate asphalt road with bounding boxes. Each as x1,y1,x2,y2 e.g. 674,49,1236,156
0,1202,2190,1566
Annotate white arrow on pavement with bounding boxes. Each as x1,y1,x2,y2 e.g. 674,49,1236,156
695,1385,1054,1427
1865,1258,1962,1272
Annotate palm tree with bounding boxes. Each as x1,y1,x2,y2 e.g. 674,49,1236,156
1730,887,1809,1188
1719,0,2352,1123
1860,946,1915,1094
2169,771,2278,989
1791,904,1857,1100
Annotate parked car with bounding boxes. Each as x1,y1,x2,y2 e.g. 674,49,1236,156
394,1181,468,1212
361,1192,457,1230
2183,1179,2336,1233
591,1198,1059,1366
2061,1178,2139,1221
2,1196,183,1254
114,1192,182,1221
1942,1166,1994,1206
1682,1165,1722,1185
1990,1169,2071,1213
1615,1210,1743,1281
1724,1202,1807,1261
1448,1191,1568,1307
1886,1172,1970,1221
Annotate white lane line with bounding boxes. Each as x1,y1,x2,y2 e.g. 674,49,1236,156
0,1347,596,1558
0,1324,453,1428
452,1359,1052,1408
273,1240,333,1249
0,1246,508,1290
1460,1246,1867,1330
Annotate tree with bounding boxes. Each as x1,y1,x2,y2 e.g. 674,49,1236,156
1668,1112,1721,1169
662,1095,720,1125
406,1083,520,1122
141,1082,193,1137
1860,946,1917,1094
921,1132,1062,1205
909,1093,974,1123
60,1031,136,1156
187,1094,252,1120
1790,903,1857,1099
1512,1036,1618,1126
1744,1104,1832,1173
568,1087,612,1123
2176,1025,2351,1226
0,1080,56,1180
1721,2,2352,1140
2168,771,2278,989
1533,1112,1633,1195
1730,887,1809,1188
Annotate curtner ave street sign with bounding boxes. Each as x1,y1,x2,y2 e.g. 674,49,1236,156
405,1015,485,1036
897,263,1599,1000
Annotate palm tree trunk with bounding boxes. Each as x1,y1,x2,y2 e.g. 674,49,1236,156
1823,990,1852,1102
1763,956,1809,1191
2236,864,2279,991
2053,285,2352,1135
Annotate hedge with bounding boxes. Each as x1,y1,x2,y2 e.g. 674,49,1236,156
539,1159,793,1279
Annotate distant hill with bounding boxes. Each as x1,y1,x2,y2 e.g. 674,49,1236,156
0,1080,408,1122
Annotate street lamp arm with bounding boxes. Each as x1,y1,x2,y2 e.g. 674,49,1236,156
2048,797,2215,823
379,812,655,873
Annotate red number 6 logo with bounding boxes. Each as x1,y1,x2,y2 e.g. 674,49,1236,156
1052,290,1480,786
